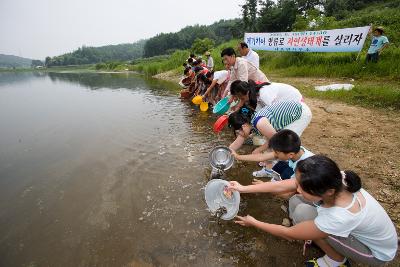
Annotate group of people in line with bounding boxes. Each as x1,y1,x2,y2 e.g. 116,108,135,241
179,40,397,266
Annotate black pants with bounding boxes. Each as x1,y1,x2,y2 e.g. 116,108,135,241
366,52,379,63
272,161,294,180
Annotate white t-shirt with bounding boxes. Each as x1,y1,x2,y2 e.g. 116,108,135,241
213,70,229,85
207,56,214,69
258,82,303,108
288,146,314,178
243,49,259,69
314,189,398,261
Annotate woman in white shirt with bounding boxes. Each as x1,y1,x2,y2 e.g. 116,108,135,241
231,155,398,266
201,70,229,105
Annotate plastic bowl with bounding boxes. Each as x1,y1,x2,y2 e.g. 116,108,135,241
213,115,228,133
192,95,203,105
209,146,234,171
213,97,229,115
204,179,240,220
200,101,209,112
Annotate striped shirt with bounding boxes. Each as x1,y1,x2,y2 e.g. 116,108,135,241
251,101,302,131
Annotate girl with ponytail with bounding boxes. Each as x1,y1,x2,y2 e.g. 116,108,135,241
230,155,398,266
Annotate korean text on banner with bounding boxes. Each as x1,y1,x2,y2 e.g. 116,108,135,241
244,26,370,52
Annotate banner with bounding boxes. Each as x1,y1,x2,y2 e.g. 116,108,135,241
244,26,370,52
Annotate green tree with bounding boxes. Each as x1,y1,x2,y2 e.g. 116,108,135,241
44,56,51,67
257,0,298,32
31,59,43,68
191,38,215,55
295,0,322,12
241,0,258,31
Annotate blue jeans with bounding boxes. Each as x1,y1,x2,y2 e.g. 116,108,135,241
272,161,294,180
366,52,379,63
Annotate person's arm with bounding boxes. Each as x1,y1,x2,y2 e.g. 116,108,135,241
230,98,245,112
232,150,275,162
229,135,246,151
235,216,328,241
202,80,218,99
255,117,277,139
228,179,297,194
379,42,389,54
252,142,269,154
222,81,232,98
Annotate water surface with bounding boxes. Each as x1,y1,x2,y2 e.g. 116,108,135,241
0,72,317,266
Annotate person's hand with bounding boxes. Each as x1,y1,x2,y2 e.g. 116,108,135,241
252,178,264,185
230,105,240,112
234,215,257,227
228,181,245,192
231,150,240,160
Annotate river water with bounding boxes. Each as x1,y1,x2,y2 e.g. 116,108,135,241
0,72,316,266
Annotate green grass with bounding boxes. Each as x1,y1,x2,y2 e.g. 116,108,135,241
258,47,400,80
299,83,400,110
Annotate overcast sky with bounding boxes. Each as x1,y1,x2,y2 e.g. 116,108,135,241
0,0,243,60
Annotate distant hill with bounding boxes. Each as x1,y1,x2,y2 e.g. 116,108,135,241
46,40,146,67
143,19,242,58
0,54,33,68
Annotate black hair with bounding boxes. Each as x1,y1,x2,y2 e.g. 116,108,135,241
193,66,203,73
183,62,188,67
228,108,253,131
206,71,214,79
230,80,270,110
239,42,249,49
190,53,196,58
221,47,236,57
184,68,191,75
375,28,384,34
268,129,301,153
192,60,200,66
297,155,362,197
199,74,209,83
188,58,194,64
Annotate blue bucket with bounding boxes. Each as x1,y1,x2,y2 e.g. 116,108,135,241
213,97,230,115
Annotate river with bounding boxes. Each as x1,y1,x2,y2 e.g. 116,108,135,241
0,72,316,266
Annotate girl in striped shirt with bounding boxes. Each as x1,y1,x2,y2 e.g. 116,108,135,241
228,100,310,152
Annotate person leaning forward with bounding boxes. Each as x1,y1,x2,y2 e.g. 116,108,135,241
221,47,269,98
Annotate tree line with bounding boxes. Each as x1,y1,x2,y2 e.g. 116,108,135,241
45,41,145,67
241,0,382,33
143,19,243,58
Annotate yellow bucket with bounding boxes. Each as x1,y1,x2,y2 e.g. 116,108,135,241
200,101,209,112
192,95,203,105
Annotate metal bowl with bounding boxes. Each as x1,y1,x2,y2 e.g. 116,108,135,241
209,146,234,171
204,179,240,220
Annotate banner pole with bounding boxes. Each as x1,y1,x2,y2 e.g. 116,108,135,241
356,50,362,61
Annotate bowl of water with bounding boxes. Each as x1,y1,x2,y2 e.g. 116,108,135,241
213,97,230,115
209,146,234,171
204,179,240,220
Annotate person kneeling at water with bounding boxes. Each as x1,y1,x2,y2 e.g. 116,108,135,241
228,100,311,154
229,155,398,266
232,129,314,182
